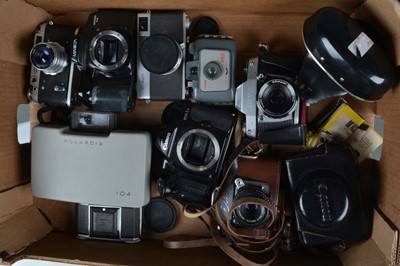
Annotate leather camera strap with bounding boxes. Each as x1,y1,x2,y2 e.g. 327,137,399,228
166,139,285,266
163,235,218,249
210,219,279,266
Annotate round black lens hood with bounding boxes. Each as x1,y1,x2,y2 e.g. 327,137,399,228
298,7,396,103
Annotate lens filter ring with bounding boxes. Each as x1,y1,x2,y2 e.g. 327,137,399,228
176,129,220,172
89,30,129,72
233,187,271,228
30,42,68,75
257,79,297,117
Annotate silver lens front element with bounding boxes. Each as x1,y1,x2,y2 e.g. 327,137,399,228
30,42,68,75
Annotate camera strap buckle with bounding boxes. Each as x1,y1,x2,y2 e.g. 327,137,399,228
239,142,263,159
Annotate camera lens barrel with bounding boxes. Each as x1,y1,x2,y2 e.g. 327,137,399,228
30,42,68,75
257,79,297,117
233,187,271,228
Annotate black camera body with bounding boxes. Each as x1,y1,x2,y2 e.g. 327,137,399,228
186,35,237,104
29,22,77,108
155,101,236,207
235,45,307,145
136,11,190,100
285,143,371,252
76,204,142,243
76,10,137,112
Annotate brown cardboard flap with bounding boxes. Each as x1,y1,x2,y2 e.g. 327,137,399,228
0,184,33,222
26,0,360,15
339,209,399,266
10,231,342,266
0,0,50,65
0,205,52,260
0,61,31,192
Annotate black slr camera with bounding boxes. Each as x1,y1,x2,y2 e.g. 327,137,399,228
285,143,371,252
235,44,307,145
136,11,190,100
29,22,78,108
156,101,237,207
76,10,137,112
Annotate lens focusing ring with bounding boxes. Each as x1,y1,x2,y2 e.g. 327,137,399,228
30,42,68,75
89,30,129,72
233,187,271,228
257,79,297,117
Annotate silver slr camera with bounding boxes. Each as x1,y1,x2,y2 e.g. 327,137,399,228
186,35,236,104
235,45,306,145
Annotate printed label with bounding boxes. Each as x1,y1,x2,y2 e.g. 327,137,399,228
348,32,374,57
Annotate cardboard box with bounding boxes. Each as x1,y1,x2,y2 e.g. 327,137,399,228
0,0,399,265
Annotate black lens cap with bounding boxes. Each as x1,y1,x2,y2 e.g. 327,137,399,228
193,16,220,36
139,34,181,74
143,198,177,233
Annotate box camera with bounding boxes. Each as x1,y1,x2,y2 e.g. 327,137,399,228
76,204,142,243
76,10,137,112
28,22,78,109
31,126,152,208
186,35,236,104
136,11,190,100
214,158,282,236
235,44,307,145
155,101,236,207
285,143,371,252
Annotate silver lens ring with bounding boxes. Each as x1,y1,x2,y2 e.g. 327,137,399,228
162,41,183,76
176,129,220,172
257,79,297,117
89,30,129,72
30,42,68,75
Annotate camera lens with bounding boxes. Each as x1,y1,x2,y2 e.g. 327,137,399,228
258,79,297,117
30,42,68,75
233,187,271,228
203,62,222,80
